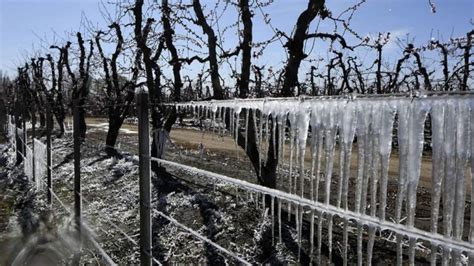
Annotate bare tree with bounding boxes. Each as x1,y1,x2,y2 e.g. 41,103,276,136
96,22,141,155
63,33,94,139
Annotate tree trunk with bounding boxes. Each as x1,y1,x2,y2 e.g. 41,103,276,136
105,115,123,156
78,99,87,139
239,0,252,98
231,109,279,188
54,111,65,137
281,0,325,96
39,112,46,128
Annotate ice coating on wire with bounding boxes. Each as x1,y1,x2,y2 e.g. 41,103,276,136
171,94,474,264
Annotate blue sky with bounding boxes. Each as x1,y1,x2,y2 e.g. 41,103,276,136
1,0,473,79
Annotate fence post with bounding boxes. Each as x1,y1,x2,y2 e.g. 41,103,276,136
22,112,26,158
32,114,36,183
73,99,81,230
46,105,52,204
15,113,21,164
137,90,151,266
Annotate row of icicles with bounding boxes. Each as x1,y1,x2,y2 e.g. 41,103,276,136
176,96,473,265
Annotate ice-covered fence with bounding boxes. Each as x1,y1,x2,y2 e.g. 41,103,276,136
34,138,47,190
24,144,33,179
63,117,73,136
170,93,474,265
7,115,16,148
19,136,48,191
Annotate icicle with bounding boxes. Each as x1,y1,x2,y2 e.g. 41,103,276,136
367,225,376,265
327,214,333,261
277,115,284,181
198,105,202,125
230,108,234,139
310,208,315,258
216,106,221,136
222,107,227,139
360,117,373,215
255,192,259,210
258,111,264,175
316,211,323,265
370,104,382,218
357,223,364,266
430,242,438,265
310,125,317,202
378,102,396,220
235,107,241,160
294,204,299,237
310,105,324,202
297,205,301,262
430,102,445,265
342,218,348,266
355,102,368,214
336,101,357,209
245,109,250,153
204,106,208,131
297,104,310,198
272,115,277,161
288,115,295,221
281,113,287,165
470,101,474,254
289,115,295,194
211,108,217,138
271,195,275,246
278,198,282,244
395,102,409,223
337,137,347,207
453,101,469,241
264,114,270,163
367,105,383,266
253,109,259,151
396,233,403,266
408,237,416,265
442,102,456,265
292,127,300,195
406,101,429,229
324,105,338,205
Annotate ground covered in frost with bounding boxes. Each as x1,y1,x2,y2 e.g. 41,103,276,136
0,132,313,264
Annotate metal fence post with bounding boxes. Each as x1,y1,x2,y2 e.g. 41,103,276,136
22,112,26,157
46,105,52,204
73,99,81,230
32,115,36,183
15,113,21,164
137,90,151,266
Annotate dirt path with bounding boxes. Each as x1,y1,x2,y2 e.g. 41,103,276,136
84,118,470,191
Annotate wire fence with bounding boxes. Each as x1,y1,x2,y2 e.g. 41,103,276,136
4,91,474,265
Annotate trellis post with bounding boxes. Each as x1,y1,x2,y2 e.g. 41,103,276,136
137,90,152,265
73,99,81,229
46,105,52,204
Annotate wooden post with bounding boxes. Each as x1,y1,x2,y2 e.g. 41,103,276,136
46,106,52,204
137,90,151,266
73,99,81,229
